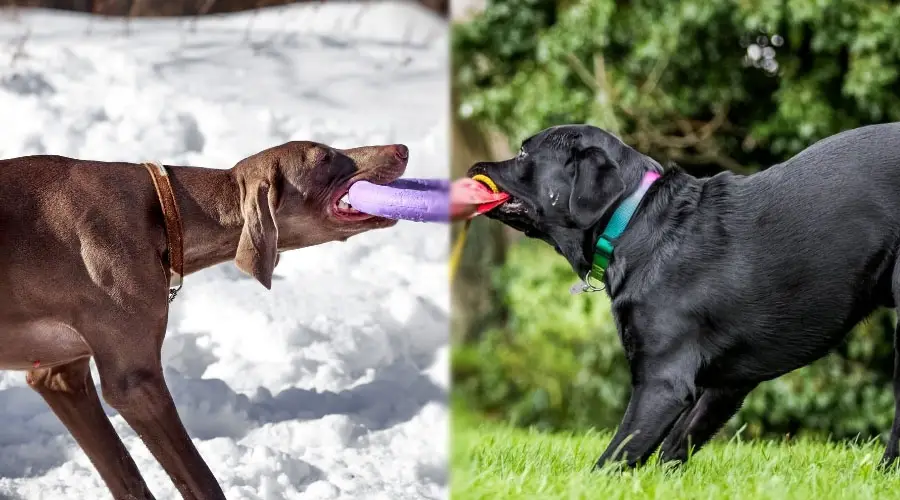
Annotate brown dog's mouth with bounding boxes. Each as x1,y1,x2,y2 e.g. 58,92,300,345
331,188,373,221
329,163,406,223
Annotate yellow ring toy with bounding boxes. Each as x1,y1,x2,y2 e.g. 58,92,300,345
471,174,499,193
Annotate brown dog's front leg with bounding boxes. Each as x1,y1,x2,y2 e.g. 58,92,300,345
96,360,226,500
27,358,155,500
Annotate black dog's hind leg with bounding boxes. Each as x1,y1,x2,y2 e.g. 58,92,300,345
593,363,696,469
881,265,900,468
658,386,754,464
882,335,900,468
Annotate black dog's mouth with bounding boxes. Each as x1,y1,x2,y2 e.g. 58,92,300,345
465,168,564,257
465,163,544,240
479,190,537,232
495,197,527,215
465,165,526,217
468,177,529,219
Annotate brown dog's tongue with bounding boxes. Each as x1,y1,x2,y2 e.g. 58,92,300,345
450,178,510,220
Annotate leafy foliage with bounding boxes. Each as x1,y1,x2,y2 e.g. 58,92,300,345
453,239,629,432
453,0,900,175
452,0,900,438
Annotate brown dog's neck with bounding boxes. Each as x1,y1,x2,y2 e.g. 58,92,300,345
165,165,244,275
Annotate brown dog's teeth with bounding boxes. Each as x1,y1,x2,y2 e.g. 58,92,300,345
338,194,353,210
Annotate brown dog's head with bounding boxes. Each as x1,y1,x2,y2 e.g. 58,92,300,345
232,140,408,288
467,125,660,276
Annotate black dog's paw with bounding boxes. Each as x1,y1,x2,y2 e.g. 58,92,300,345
594,450,685,473
592,456,637,473
591,459,618,473
657,454,688,469
879,452,900,472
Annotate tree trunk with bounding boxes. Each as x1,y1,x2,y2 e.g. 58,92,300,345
450,85,512,344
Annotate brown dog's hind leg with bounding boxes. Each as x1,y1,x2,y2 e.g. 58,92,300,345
27,358,155,500
95,356,225,500
658,386,754,464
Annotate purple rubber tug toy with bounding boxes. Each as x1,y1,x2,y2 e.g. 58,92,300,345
347,178,450,223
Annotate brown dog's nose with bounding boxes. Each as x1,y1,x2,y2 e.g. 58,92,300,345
394,144,409,160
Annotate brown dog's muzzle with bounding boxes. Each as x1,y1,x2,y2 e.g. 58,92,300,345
327,144,409,223
342,144,409,184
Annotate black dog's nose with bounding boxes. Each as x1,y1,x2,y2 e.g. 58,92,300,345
394,144,409,160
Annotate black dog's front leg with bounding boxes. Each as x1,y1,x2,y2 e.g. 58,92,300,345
658,386,753,464
594,376,695,469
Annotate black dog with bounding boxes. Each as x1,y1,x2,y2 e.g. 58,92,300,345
467,122,900,469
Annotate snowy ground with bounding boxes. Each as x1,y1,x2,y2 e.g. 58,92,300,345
0,2,448,499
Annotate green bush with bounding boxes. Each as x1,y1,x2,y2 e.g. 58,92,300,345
453,238,629,431
453,0,900,174
453,239,898,439
452,0,900,439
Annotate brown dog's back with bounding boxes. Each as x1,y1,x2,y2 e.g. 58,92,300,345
0,156,165,319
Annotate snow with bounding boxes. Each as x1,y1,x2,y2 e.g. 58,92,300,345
0,2,448,499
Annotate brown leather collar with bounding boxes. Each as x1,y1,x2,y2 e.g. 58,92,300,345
143,161,184,302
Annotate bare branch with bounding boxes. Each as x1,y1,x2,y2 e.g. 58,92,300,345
639,54,669,95
192,0,217,33
697,104,730,141
9,25,30,68
668,149,750,174
564,52,600,94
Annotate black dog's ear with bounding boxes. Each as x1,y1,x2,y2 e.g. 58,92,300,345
568,146,626,229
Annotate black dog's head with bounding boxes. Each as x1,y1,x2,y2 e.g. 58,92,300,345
467,124,661,277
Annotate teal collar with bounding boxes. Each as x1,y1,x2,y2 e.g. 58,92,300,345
589,171,660,284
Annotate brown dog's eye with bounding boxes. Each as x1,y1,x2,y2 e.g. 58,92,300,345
317,148,334,166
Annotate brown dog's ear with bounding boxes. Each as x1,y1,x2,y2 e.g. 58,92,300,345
568,146,626,229
235,180,279,289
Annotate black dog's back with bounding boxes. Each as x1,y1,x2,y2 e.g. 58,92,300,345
741,122,900,305
657,123,900,384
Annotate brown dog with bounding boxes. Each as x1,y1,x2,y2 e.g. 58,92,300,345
0,140,408,499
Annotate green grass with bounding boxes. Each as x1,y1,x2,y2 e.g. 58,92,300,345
452,409,900,500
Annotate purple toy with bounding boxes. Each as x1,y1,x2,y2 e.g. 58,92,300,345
347,178,450,223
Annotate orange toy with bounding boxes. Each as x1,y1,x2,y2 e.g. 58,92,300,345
449,175,508,280
449,175,509,221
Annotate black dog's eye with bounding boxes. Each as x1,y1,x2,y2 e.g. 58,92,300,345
517,148,528,159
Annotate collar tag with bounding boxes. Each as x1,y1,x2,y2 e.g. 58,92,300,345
569,280,589,295
570,268,606,295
